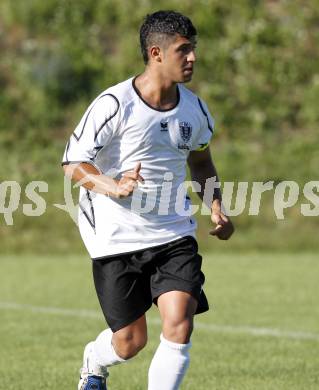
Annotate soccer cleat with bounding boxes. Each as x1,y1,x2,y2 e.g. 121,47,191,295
78,374,107,390
78,342,109,390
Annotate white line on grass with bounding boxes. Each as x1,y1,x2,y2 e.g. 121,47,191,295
1,301,318,342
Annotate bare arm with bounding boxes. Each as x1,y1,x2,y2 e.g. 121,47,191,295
62,162,144,198
187,148,234,240
187,148,221,203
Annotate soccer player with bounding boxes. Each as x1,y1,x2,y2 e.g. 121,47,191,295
62,10,234,390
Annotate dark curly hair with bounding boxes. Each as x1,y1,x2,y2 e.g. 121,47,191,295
140,10,197,64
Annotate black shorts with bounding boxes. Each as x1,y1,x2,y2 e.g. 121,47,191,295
92,236,209,332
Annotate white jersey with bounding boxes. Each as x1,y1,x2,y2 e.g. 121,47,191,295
62,77,214,258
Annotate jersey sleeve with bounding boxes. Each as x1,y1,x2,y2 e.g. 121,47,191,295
62,93,120,166
191,98,215,151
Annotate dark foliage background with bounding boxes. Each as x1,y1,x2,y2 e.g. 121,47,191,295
1,0,318,253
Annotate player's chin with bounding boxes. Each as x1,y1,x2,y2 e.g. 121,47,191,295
180,73,193,83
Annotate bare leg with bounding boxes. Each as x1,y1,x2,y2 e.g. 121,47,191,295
148,291,197,390
112,314,148,359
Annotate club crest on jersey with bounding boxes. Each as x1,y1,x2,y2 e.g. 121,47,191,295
160,120,169,131
178,121,192,150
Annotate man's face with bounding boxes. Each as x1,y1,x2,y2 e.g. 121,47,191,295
160,34,197,83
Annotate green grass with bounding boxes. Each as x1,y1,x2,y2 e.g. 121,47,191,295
0,253,319,389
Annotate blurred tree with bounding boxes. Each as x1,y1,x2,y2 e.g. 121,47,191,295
0,0,318,252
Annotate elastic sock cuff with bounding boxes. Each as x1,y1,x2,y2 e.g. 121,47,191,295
111,342,127,363
160,333,192,351
94,328,126,366
104,328,127,363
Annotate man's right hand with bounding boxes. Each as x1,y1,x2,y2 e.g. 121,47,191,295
113,162,144,198
63,161,144,198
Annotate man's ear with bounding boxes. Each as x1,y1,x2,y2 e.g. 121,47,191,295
149,46,162,62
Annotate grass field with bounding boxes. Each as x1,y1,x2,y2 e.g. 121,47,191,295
0,252,318,390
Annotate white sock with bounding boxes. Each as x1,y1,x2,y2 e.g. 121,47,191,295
148,334,191,390
85,328,126,374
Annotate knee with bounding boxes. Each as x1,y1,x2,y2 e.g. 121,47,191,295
162,317,193,344
113,330,148,359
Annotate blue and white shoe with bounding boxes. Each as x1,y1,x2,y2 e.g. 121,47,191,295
78,342,109,390
78,375,107,390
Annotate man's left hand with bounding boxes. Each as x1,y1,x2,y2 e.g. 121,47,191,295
209,210,234,240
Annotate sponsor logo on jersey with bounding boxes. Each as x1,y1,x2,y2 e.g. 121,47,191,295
160,120,169,131
178,121,192,150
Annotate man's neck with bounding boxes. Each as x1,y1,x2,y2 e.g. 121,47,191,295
134,71,179,110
